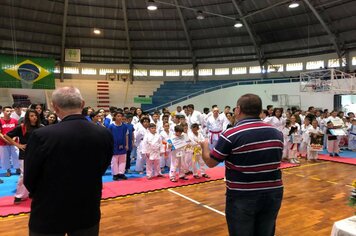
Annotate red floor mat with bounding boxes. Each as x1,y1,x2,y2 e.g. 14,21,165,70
0,163,298,217
318,154,356,165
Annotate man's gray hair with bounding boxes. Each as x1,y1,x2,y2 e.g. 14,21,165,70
52,87,83,110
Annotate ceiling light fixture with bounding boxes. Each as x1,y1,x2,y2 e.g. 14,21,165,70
196,10,205,20
288,0,300,8
93,28,101,35
234,20,243,28
147,0,158,11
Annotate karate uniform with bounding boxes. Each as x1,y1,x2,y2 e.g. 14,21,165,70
206,115,224,150
142,132,164,178
188,131,207,176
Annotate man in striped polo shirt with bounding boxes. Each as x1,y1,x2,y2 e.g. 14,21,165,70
201,94,284,236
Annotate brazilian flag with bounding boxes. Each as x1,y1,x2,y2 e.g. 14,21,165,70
0,55,55,89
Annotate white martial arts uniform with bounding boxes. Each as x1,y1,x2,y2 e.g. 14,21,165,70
142,132,164,178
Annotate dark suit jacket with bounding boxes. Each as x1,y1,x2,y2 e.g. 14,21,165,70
24,114,113,234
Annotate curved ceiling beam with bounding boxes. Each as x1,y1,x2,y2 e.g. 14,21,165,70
302,0,343,58
60,0,68,82
231,0,266,73
173,0,198,81
122,0,133,82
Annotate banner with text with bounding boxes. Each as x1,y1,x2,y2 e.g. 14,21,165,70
0,55,55,89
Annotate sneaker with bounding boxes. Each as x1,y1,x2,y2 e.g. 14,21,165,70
113,175,119,181
289,159,296,164
202,174,210,178
118,174,128,180
157,174,164,178
293,159,300,164
329,153,334,157
193,175,201,179
147,176,152,180
15,168,21,175
334,153,340,157
14,197,22,204
185,171,193,175
179,176,189,180
170,178,177,182
5,169,11,177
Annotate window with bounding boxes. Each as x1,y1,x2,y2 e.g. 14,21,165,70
99,68,114,75
166,69,180,76
286,62,303,71
133,69,147,76
150,70,164,76
268,64,284,72
215,68,229,75
54,66,61,73
117,69,130,74
63,67,79,74
352,57,356,66
249,66,261,74
231,67,247,74
198,69,212,76
81,68,97,75
182,69,194,76
306,60,324,70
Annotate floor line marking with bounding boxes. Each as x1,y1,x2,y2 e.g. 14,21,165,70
168,189,226,216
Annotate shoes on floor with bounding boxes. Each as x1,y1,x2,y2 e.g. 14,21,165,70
14,197,22,204
147,176,152,180
293,158,300,164
113,175,119,181
193,175,201,179
157,174,164,177
334,153,340,157
15,168,21,175
179,176,188,180
202,174,210,178
118,174,128,180
329,153,334,157
170,178,177,182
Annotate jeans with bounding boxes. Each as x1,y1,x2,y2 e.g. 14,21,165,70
225,188,283,236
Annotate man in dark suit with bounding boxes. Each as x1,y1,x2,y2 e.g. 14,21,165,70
24,87,113,236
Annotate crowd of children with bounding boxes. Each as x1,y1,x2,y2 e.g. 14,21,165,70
0,102,355,204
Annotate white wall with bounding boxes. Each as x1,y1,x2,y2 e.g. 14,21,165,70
167,82,334,112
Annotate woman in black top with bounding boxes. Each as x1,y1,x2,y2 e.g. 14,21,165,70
4,109,42,204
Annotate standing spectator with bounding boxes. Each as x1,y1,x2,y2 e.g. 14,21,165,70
24,87,113,236
10,102,25,121
200,94,284,236
0,106,20,179
4,109,42,204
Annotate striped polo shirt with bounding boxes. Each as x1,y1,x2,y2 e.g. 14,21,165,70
210,118,284,195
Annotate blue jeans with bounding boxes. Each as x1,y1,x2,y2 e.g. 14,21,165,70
225,188,283,236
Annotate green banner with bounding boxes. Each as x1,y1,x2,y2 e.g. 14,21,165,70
0,55,55,89
134,97,152,104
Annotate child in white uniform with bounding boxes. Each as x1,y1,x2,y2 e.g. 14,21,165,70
142,123,164,179
169,125,188,182
134,117,150,174
160,122,172,172
348,119,356,151
299,118,312,158
189,123,210,179
306,119,323,161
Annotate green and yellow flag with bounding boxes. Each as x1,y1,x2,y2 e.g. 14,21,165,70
0,55,55,89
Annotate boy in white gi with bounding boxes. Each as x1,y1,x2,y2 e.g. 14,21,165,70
326,121,340,157
189,123,210,179
169,125,188,182
306,119,323,162
142,123,164,179
134,117,150,174
299,118,311,158
160,122,171,172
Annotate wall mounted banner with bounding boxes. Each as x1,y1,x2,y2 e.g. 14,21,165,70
0,55,55,89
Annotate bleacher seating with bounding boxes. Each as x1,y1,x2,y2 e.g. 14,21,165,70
141,77,300,111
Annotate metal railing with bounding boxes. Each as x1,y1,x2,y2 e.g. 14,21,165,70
145,77,300,112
